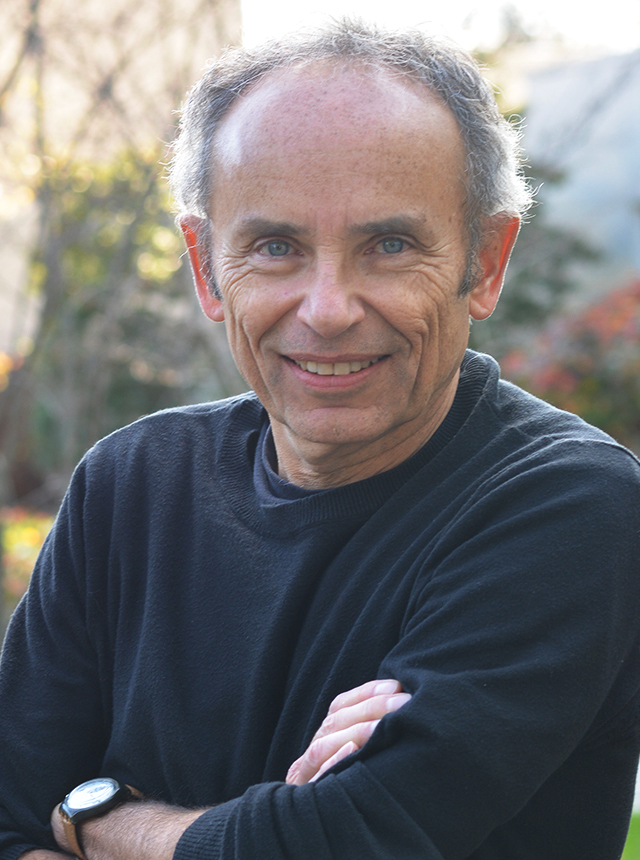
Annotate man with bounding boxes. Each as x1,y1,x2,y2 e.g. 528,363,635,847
1,19,640,860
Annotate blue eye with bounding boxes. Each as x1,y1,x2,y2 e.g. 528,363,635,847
380,237,405,254
265,241,291,256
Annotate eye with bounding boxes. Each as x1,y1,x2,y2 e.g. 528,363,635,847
377,237,406,254
381,237,405,253
261,240,292,257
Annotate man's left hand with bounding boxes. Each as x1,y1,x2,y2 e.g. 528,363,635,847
286,679,410,785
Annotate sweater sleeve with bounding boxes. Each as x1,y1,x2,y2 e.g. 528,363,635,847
173,441,640,860
0,458,111,860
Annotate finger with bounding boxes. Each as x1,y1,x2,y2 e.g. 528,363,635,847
286,680,411,786
314,692,411,741
285,758,302,785
309,741,358,782
289,719,381,785
327,679,402,715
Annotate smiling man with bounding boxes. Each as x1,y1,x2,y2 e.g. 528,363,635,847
1,19,640,860
182,61,515,488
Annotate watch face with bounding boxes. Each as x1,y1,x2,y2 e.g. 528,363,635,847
67,778,119,810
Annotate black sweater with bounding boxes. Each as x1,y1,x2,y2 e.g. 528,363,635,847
1,352,640,859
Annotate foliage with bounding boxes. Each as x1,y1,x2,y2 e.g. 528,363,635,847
0,146,245,509
623,814,640,859
0,0,240,160
0,506,53,621
0,352,21,394
469,164,600,360
0,0,244,512
501,280,640,453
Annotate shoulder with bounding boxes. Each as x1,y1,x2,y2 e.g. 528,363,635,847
433,354,640,583
100,391,262,444
463,350,640,483
85,392,262,463
61,393,264,509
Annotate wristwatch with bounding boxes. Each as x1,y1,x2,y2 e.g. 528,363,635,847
58,777,141,859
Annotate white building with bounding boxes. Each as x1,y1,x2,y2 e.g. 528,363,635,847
523,49,640,296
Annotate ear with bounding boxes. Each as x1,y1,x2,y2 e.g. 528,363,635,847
178,214,225,323
467,216,520,321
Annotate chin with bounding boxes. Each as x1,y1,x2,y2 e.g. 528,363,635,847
289,415,391,447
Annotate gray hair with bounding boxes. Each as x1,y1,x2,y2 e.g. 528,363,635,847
169,19,532,295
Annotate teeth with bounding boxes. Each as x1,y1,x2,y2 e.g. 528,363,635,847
294,358,380,375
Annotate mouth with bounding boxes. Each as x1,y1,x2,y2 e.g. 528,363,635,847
291,357,383,376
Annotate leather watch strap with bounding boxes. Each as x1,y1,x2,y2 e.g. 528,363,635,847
60,811,86,860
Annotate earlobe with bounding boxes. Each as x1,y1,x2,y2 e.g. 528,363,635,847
178,214,225,323
198,287,225,323
468,216,520,321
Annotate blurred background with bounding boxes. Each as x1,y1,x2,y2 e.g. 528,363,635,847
0,1,639,835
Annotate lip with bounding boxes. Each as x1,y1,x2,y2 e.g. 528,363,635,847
284,354,387,389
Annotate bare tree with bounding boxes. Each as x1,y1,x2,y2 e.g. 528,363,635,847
0,0,245,512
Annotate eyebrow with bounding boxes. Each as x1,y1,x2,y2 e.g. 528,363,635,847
232,214,432,242
234,217,310,241
348,216,428,238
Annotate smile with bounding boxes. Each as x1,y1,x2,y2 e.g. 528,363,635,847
292,358,382,376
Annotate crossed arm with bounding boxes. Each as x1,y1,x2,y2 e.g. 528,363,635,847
20,680,409,860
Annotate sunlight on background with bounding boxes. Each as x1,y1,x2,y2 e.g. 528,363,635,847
242,0,640,54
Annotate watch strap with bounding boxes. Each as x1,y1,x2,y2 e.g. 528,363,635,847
60,811,86,860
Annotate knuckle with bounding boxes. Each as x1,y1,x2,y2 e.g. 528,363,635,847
328,692,345,713
356,719,377,744
361,698,377,720
307,737,327,767
322,712,336,734
285,761,300,783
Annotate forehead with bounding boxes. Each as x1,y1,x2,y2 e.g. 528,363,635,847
210,62,466,230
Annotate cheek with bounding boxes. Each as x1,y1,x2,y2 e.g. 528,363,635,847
214,265,268,344
380,286,469,378
219,289,288,382
373,273,448,340
224,297,307,371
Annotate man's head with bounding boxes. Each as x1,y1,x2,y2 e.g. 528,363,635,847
170,19,531,298
171,21,528,486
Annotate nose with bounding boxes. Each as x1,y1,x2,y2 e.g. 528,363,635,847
296,261,366,339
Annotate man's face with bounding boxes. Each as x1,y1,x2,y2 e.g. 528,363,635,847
195,64,512,482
